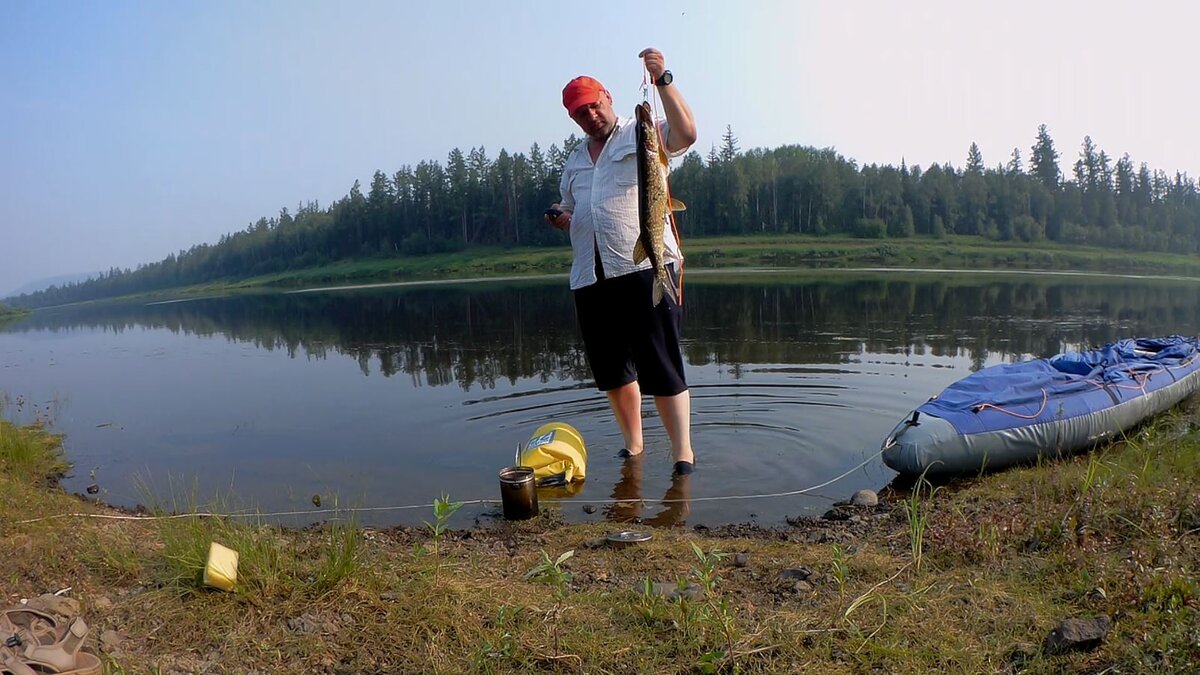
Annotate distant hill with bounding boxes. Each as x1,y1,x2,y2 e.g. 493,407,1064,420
4,272,101,299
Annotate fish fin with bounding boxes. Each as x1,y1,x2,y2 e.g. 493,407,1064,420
653,271,679,308
669,198,687,212
660,272,679,306
632,238,647,264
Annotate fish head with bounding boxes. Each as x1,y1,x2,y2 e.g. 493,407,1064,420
635,102,669,165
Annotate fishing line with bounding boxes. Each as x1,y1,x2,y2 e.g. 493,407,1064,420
12,446,885,525
643,65,685,304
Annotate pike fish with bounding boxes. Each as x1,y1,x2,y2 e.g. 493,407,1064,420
632,102,685,306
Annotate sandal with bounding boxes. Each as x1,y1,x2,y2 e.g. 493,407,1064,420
1,651,102,675
0,608,101,675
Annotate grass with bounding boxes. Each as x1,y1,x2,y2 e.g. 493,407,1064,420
901,471,940,574
0,302,32,322
2,401,1200,672
0,415,69,484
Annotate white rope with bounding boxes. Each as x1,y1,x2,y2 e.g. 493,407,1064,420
13,447,885,525
556,445,884,506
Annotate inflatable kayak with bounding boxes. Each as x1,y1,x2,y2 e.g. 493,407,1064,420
882,336,1200,476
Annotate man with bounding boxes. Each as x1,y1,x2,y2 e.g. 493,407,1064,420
546,48,698,475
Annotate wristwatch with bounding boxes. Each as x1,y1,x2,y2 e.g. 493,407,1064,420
655,70,673,87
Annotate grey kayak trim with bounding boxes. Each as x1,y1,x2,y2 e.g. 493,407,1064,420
882,364,1200,476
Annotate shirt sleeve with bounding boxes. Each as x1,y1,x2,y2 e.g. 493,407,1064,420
558,157,575,212
658,119,692,159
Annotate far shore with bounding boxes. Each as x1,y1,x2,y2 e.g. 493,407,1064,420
10,234,1200,310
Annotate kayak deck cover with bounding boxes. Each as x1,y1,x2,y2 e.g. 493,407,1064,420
882,336,1200,475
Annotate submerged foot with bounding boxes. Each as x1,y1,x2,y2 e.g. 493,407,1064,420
617,448,643,458
672,460,695,476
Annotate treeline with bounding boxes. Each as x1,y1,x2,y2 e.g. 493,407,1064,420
10,124,1198,308
673,125,1198,247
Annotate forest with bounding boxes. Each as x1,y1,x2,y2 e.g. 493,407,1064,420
9,124,1198,309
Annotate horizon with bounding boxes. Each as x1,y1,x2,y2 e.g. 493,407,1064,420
3,0,1197,293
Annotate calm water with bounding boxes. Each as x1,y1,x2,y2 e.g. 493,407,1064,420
3,269,1199,527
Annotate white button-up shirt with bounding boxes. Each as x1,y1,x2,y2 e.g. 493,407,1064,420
559,115,690,290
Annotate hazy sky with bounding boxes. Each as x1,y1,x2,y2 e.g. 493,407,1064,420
3,1,1197,295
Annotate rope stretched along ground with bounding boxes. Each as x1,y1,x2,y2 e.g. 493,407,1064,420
13,447,886,526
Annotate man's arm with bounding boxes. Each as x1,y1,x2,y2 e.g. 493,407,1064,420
546,166,575,231
639,48,697,154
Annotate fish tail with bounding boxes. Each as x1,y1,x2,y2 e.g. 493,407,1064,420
653,269,678,307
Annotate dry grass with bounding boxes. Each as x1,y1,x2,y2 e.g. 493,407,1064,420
2,405,1200,673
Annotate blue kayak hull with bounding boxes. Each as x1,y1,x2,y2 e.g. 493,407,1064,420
882,337,1200,476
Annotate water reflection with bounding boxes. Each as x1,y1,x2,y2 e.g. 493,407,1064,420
9,273,1200,386
606,453,693,527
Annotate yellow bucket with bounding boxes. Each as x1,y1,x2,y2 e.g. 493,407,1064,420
519,422,587,485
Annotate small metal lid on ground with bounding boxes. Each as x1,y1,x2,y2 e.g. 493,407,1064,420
606,530,652,548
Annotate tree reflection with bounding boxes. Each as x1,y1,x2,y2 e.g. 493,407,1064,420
9,275,1200,387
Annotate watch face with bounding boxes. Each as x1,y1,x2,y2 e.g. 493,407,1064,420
658,71,673,86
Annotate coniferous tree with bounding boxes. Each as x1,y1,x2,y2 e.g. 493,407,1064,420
1006,147,1023,176
1030,124,1061,189
966,142,985,174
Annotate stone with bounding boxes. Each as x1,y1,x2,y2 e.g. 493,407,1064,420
850,489,878,507
1043,615,1112,654
287,614,321,634
582,504,597,514
100,630,124,651
28,595,80,620
780,567,813,581
733,553,749,568
1005,642,1037,670
821,507,851,521
645,582,704,601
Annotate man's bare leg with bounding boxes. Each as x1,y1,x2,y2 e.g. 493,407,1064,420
654,389,694,466
607,380,643,455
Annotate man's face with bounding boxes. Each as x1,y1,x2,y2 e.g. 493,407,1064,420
570,97,617,140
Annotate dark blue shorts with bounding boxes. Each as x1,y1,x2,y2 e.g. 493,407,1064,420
573,266,687,396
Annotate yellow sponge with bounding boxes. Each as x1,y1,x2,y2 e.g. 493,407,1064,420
203,541,239,591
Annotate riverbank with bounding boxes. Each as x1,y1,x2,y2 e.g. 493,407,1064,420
11,235,1200,309
205,235,1200,293
0,303,31,323
2,404,1198,672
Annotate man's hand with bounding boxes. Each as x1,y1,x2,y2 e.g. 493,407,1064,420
545,205,571,231
639,48,666,81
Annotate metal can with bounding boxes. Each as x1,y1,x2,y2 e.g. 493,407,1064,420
498,465,539,520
